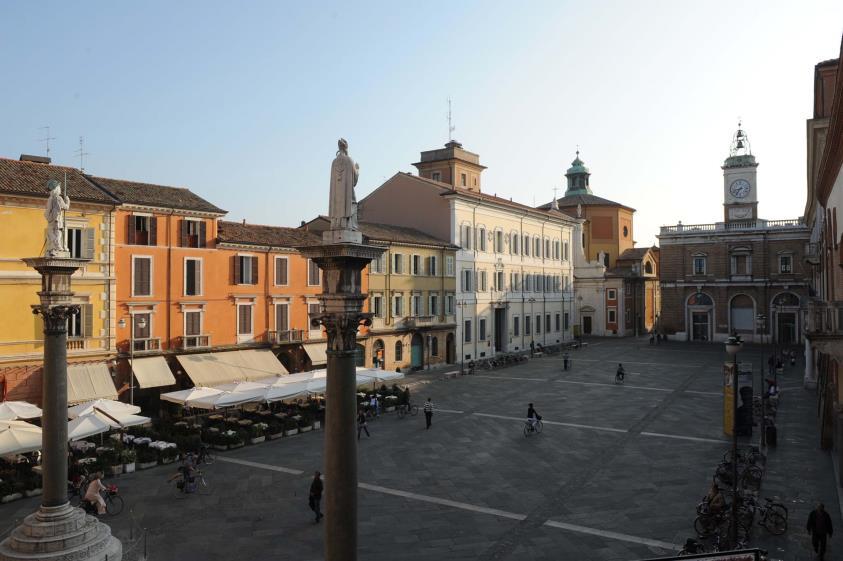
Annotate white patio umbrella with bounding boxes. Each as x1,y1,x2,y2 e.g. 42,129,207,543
215,380,271,393
68,399,141,419
160,387,224,406
85,411,150,429
188,389,266,410
0,401,42,421
356,367,405,384
263,381,315,403
0,420,42,455
68,414,112,441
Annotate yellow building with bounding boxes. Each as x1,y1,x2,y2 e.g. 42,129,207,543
0,156,118,405
306,218,458,371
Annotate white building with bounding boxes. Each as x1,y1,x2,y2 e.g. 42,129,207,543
359,140,580,361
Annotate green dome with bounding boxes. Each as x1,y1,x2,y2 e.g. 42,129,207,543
566,155,589,176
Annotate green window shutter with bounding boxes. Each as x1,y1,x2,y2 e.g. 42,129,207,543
83,228,95,259
250,257,258,285
83,304,93,337
180,220,188,247
127,216,136,245
198,221,207,248
149,217,158,246
233,256,241,284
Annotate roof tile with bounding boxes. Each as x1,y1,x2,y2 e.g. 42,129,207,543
88,175,225,214
0,158,117,204
217,221,321,248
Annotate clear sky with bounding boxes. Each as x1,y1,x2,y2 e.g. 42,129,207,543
2,1,842,246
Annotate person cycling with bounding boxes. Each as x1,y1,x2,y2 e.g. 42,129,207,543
615,363,625,384
169,463,197,493
526,403,542,431
84,471,108,514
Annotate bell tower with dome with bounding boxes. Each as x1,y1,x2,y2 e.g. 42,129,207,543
564,151,592,196
723,123,759,222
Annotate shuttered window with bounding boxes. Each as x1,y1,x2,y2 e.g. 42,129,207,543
180,219,206,248
133,313,151,339
307,259,321,286
275,303,289,332
133,257,152,296
128,215,157,246
185,259,201,296
234,256,258,285
237,305,252,336
185,311,201,336
275,257,289,286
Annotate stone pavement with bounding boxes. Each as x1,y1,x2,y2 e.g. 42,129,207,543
1,339,839,560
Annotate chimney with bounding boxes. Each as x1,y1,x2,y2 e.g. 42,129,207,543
242,219,246,225
20,154,51,164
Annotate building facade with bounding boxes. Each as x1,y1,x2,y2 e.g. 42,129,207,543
360,141,578,360
659,127,811,343
0,156,119,405
606,247,661,337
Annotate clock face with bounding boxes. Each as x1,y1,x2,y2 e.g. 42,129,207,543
729,179,751,199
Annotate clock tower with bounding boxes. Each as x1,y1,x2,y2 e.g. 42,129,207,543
722,123,758,222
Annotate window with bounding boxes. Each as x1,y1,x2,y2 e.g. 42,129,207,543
371,253,385,274
546,314,551,332
428,255,438,276
545,239,551,258
461,173,467,187
644,261,653,275
68,305,83,338
534,238,541,257
693,256,706,275
184,258,202,296
731,254,751,276
608,308,617,324
478,270,487,291
513,316,520,336
132,256,152,297
392,254,404,274
235,255,258,285
275,257,289,285
128,215,156,246
308,303,322,330
393,294,404,317
563,241,569,261
464,320,472,343
478,228,487,251
237,304,253,338
535,315,541,334
495,230,504,253
564,313,569,330
461,270,472,291
513,273,521,291
394,341,403,361
479,318,487,340
431,171,441,181
307,259,321,285
555,313,560,331
371,295,383,318
607,289,617,300
525,274,532,292
429,293,439,316
461,225,472,250
67,228,90,259
523,235,530,257
275,303,289,332
446,294,455,315
180,219,206,248
445,256,454,276
412,255,422,275
185,310,202,338
412,294,422,316
133,313,151,345
431,337,439,356
779,255,793,274
554,241,560,260
495,271,505,291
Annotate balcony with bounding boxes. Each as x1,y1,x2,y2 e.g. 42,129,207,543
179,334,211,350
267,329,305,344
132,338,161,353
660,218,806,236
66,338,86,351
397,315,435,328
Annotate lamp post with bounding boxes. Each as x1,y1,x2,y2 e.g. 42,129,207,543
457,301,466,374
119,316,146,405
528,297,536,354
725,334,743,548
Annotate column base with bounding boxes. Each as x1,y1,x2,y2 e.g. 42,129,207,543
0,503,121,561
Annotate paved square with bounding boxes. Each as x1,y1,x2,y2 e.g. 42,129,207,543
2,339,839,560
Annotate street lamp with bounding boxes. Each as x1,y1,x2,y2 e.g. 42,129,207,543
119,315,146,405
724,334,743,548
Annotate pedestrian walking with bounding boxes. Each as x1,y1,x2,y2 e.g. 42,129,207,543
370,394,379,417
807,502,833,560
563,352,570,371
357,410,370,439
309,471,323,523
423,398,433,429
529,340,535,357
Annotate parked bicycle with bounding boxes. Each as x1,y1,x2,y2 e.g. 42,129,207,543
740,494,787,535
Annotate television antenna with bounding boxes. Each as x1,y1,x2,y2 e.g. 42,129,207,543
447,97,455,141
38,126,56,157
74,136,89,172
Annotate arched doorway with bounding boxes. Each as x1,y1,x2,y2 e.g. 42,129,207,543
687,292,714,341
772,292,800,344
445,333,455,364
410,333,424,370
372,339,385,369
729,294,755,337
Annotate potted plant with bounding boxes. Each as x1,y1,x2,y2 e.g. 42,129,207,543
283,417,299,437
0,480,21,503
229,429,247,450
23,474,42,497
121,448,137,473
101,448,123,476
266,419,283,440
298,412,313,433
137,447,158,470
159,447,178,465
209,430,228,451
249,423,267,444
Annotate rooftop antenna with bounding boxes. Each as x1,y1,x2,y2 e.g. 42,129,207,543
74,136,89,172
447,97,455,141
38,126,56,157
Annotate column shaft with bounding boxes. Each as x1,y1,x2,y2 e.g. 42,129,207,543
42,326,69,508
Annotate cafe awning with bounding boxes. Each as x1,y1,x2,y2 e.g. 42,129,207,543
238,349,288,379
303,342,328,366
176,350,287,386
67,363,118,405
131,356,176,389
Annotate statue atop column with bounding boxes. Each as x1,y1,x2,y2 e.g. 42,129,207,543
326,138,362,244
44,180,70,257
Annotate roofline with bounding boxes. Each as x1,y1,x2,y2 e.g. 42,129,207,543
441,190,582,225
215,240,303,252
86,175,227,214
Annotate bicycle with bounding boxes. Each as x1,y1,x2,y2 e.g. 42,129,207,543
82,484,124,517
614,370,625,384
396,403,418,418
742,494,787,535
196,443,215,466
523,419,543,436
172,469,211,497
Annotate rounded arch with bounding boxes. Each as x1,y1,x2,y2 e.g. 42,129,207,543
686,291,714,341
394,340,403,362
771,291,801,345
410,333,424,370
771,291,800,308
686,292,713,306
372,339,385,369
644,260,654,275
728,293,756,336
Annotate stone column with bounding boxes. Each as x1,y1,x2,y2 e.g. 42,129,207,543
300,243,383,561
0,257,121,561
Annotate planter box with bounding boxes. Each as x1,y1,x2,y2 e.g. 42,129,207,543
107,465,123,476
138,461,158,470
1,493,23,504
160,457,176,464
284,429,299,437
299,426,312,433
313,421,321,430
24,488,42,498
211,444,229,451
249,436,266,444
267,433,283,440
385,406,396,412
123,462,136,474
229,442,244,449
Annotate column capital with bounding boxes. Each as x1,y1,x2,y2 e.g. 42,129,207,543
31,304,80,335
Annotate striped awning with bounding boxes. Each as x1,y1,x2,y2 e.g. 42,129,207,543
67,363,118,405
